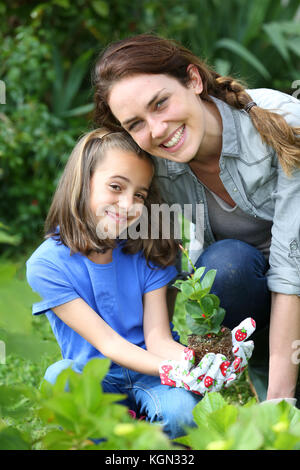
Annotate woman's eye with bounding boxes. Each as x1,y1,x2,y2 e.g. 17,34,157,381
128,120,142,132
155,98,167,109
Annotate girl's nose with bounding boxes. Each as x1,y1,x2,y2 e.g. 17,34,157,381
118,193,134,210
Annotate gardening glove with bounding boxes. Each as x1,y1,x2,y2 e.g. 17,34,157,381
159,349,235,395
228,317,256,382
159,347,196,388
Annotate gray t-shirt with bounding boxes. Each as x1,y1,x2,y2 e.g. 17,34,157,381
204,187,272,259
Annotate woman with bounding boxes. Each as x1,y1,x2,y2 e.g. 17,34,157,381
92,34,300,405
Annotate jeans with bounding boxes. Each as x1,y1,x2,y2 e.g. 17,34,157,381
102,365,201,440
195,239,271,332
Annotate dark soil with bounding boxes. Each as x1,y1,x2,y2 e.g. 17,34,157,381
187,326,234,364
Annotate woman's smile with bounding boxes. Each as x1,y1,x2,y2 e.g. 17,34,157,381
159,124,186,152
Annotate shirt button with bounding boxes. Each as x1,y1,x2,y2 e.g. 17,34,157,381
233,187,237,192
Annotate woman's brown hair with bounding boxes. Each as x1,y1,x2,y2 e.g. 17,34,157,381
93,33,300,176
45,128,179,267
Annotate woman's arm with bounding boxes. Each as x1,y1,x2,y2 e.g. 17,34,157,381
267,292,300,399
143,285,186,360
52,298,165,376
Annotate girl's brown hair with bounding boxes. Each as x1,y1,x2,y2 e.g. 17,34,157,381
93,33,300,176
45,128,179,267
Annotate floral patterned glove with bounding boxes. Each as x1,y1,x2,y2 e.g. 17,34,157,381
159,348,234,395
225,317,256,386
159,317,256,395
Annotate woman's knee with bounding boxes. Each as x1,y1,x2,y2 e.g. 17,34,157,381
197,239,267,273
195,239,270,330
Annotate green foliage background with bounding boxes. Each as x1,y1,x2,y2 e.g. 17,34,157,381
1,0,300,253
1,0,300,450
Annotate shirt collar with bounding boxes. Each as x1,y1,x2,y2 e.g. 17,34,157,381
163,95,241,176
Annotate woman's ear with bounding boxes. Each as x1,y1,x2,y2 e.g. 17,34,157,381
186,64,203,94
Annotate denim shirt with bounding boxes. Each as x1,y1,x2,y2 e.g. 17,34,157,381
152,88,300,295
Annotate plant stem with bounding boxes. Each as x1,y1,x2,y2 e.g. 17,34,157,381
179,244,197,273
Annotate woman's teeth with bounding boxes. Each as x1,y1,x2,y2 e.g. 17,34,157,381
163,125,185,148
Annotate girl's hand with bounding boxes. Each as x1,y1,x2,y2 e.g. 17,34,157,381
159,349,235,395
159,317,257,395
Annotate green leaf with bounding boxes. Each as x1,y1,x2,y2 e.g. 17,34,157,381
185,300,203,319
193,392,227,426
215,38,271,80
180,282,194,299
189,285,210,300
242,0,272,45
206,405,238,435
200,295,215,315
0,424,30,450
273,431,300,450
210,307,226,329
286,38,300,58
209,294,220,308
92,0,109,17
263,23,290,62
61,103,94,118
186,314,210,336
200,269,217,292
192,266,205,280
229,419,264,450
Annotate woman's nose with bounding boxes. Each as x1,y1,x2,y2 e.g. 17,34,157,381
148,118,167,140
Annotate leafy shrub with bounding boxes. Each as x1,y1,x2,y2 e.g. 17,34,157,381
0,358,176,450
176,392,300,450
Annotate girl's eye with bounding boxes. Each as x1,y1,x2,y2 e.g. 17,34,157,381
110,184,121,191
135,193,146,202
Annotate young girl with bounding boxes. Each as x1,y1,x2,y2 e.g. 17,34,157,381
26,129,253,439
92,33,300,405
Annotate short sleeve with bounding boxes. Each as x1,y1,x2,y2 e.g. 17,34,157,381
26,259,80,315
142,261,178,294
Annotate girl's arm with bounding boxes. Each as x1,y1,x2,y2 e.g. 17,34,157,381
52,298,166,376
143,285,186,359
267,292,300,399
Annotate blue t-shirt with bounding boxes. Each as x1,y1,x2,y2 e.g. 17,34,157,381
26,237,178,382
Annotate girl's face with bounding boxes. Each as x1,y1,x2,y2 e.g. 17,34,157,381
90,146,153,239
108,69,206,164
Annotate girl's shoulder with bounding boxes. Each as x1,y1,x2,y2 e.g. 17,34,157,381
27,236,72,268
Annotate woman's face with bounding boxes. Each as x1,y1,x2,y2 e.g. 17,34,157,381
108,69,206,164
90,147,153,239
